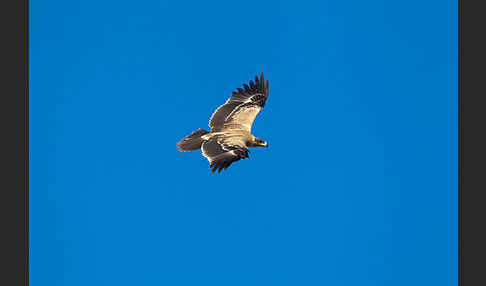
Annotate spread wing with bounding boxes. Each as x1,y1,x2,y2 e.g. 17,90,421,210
209,72,269,131
201,137,249,173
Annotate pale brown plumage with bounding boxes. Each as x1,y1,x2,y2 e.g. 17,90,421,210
177,72,269,173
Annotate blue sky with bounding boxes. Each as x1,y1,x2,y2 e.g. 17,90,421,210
30,1,457,285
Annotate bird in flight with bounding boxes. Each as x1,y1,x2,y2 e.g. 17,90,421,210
177,72,269,173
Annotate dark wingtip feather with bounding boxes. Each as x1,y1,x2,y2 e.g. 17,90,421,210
228,73,269,105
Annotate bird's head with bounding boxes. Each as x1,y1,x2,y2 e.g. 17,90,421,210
253,137,269,148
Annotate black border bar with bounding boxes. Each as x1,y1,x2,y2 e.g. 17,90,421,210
0,0,28,285
459,0,486,285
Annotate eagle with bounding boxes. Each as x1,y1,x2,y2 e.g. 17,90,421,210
177,72,269,173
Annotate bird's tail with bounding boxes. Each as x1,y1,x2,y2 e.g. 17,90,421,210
176,128,210,152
